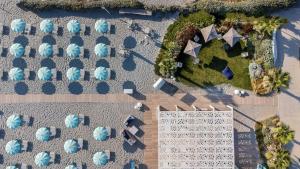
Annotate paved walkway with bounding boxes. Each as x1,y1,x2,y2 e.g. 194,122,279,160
274,3,300,168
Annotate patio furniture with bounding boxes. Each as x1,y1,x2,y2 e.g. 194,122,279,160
21,140,29,152
80,24,86,36
175,105,181,111
77,138,84,149
21,163,28,169
121,129,137,146
0,69,4,79
153,78,165,90
124,88,133,94
51,69,57,80
49,152,56,163
124,115,135,127
24,68,30,79
50,126,56,137
128,125,139,135
24,24,31,34
90,68,95,79
104,150,110,161
25,46,31,57
134,102,143,111
191,105,199,111
79,114,85,125
241,52,249,58
52,45,59,56
80,69,85,80
240,90,246,96
222,66,234,80
22,115,31,126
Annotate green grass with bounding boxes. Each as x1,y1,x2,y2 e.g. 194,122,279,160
177,40,252,89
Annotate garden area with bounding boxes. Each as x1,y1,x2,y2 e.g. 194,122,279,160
255,116,294,169
155,10,290,95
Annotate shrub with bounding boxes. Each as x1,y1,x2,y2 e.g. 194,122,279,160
273,70,290,93
175,23,200,47
255,39,274,68
167,41,181,59
158,58,177,78
249,62,263,79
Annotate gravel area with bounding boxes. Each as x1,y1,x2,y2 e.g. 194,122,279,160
0,103,144,168
0,0,179,94
138,0,195,7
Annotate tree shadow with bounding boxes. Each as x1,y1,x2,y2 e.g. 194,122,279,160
15,82,28,95
123,36,137,49
96,59,110,68
41,58,56,69
70,36,84,46
68,82,83,95
13,58,27,69
96,36,110,45
131,51,154,65
207,56,228,72
42,82,56,95
42,35,56,45
96,82,110,94
69,59,84,69
13,35,29,46
122,55,136,71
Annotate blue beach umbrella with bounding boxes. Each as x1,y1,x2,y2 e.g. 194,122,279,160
6,166,18,169
6,114,23,129
94,67,109,80
11,19,26,33
67,44,80,58
36,127,51,142
95,19,109,33
10,43,24,58
65,165,77,169
93,127,109,141
40,19,54,33
66,67,80,81
5,140,21,155
65,114,80,128
9,67,24,81
39,43,53,58
35,152,51,167
94,43,109,57
67,20,81,33
64,139,79,154
93,151,109,166
38,67,52,81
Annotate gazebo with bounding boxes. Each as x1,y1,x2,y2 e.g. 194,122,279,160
183,40,202,58
9,67,24,81
5,140,21,155
67,44,81,58
38,67,52,81
35,152,51,167
94,67,109,80
39,43,53,58
223,27,243,47
40,19,54,33
95,19,109,33
93,152,109,166
64,139,79,154
11,19,26,33
36,127,51,142
65,114,80,128
93,127,109,141
94,43,109,57
6,114,23,129
201,24,218,43
67,20,81,33
10,43,24,58
66,67,81,81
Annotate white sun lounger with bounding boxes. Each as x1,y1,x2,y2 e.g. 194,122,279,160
52,45,59,56
0,23,3,35
80,69,85,80
21,140,29,152
106,127,111,137
0,45,3,56
77,138,84,149
106,68,111,80
20,163,28,169
22,115,31,126
80,24,86,36
50,126,56,137
52,24,58,34
80,47,84,58
24,46,31,57
79,114,85,125
24,24,32,34
51,69,57,80
49,152,55,163
24,68,30,79
90,68,95,79
105,150,110,161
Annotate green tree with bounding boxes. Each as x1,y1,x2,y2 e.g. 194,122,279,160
253,18,285,37
272,124,294,145
158,58,177,78
273,70,290,93
274,150,291,169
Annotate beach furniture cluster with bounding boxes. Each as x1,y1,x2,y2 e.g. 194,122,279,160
121,115,141,146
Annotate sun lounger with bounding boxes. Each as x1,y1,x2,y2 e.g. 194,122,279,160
79,114,85,125
50,126,56,137
20,163,28,169
51,69,57,80
118,48,129,57
124,89,133,94
105,150,110,161
106,127,111,137
24,46,31,57
24,24,31,34
80,69,85,80
121,129,137,146
76,163,83,169
49,152,56,163
124,115,135,127
0,69,4,79
24,68,30,79
0,45,3,56
22,115,31,126
0,23,3,35
21,140,29,152
52,24,58,34
52,45,59,56
80,24,86,36
80,47,84,58
128,125,139,136
241,52,249,58
77,138,84,149
106,68,111,80
90,68,95,79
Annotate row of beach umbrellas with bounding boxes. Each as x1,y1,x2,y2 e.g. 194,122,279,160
9,43,109,58
11,19,110,34
8,66,109,81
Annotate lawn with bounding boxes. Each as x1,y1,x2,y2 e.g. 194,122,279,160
177,40,252,89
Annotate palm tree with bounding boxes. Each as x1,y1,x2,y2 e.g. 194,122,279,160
272,124,294,145
158,58,177,78
273,70,290,93
253,18,284,37
274,149,291,169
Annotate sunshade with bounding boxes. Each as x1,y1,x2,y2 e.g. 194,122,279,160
94,43,109,57
223,27,243,47
67,44,81,58
38,67,52,81
94,67,109,80
200,24,218,43
65,164,77,169
67,20,81,33
183,40,202,58
95,19,109,33
6,166,18,169
11,19,26,33
35,152,51,167
36,127,51,142
5,140,21,155
6,114,22,129
9,67,24,81
39,43,53,58
93,127,109,141
65,114,80,128
64,139,79,154
40,19,54,33
10,43,24,58
66,67,81,81
93,151,109,166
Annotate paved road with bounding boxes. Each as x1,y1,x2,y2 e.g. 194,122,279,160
274,2,300,168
